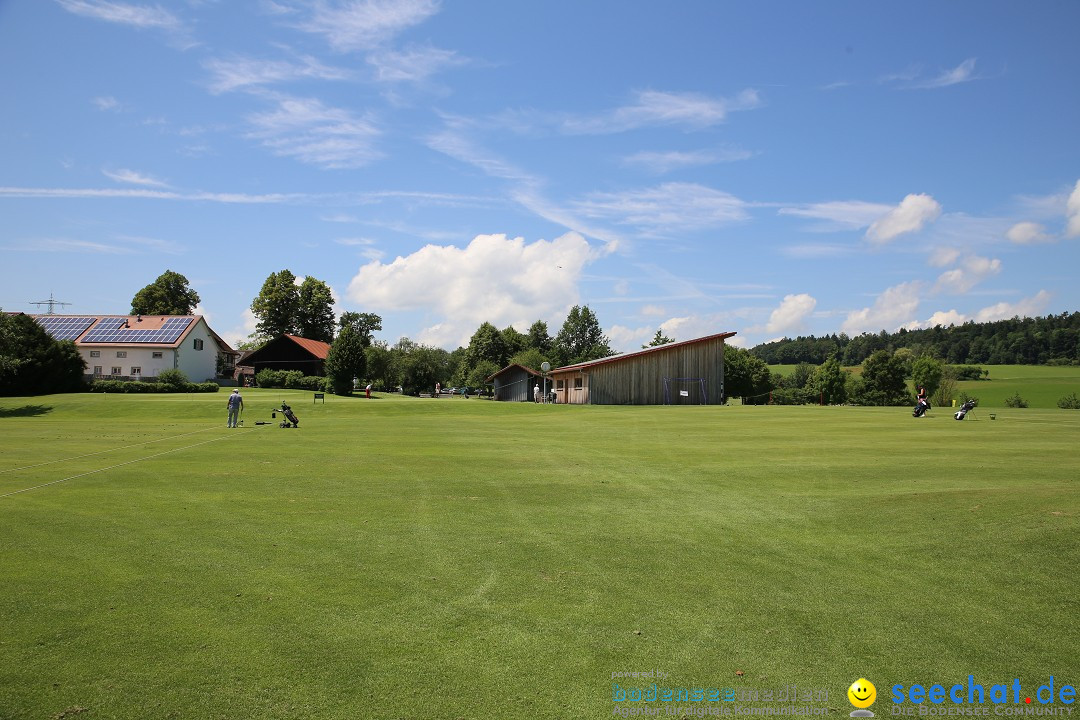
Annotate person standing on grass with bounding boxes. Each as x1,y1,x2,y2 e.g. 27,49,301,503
227,389,244,428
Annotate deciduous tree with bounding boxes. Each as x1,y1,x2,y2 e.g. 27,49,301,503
130,270,200,316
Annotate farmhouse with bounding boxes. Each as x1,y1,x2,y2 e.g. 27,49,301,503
32,314,238,382
549,331,736,405
238,334,331,383
487,363,544,402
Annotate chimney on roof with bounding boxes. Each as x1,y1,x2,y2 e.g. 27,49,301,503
136,314,142,322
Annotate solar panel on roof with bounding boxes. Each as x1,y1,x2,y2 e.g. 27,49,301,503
34,316,97,341
81,317,194,344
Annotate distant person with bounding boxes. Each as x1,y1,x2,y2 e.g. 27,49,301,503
366,383,372,399
227,389,244,428
435,382,440,398
534,383,541,403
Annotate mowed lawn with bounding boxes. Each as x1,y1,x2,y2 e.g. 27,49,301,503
1,390,1078,719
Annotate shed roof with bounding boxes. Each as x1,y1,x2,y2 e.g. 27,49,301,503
485,363,543,383
242,334,331,364
551,331,737,373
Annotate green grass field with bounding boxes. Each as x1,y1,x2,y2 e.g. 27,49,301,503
769,364,1080,408
2,390,1078,719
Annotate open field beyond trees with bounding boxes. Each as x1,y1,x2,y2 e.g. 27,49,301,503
1,389,1078,719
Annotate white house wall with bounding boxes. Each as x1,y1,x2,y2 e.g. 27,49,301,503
175,319,219,382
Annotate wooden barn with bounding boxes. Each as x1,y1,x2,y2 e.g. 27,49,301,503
487,363,543,402
241,334,331,381
549,331,736,405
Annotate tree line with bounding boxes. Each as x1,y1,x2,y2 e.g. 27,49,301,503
751,312,1080,367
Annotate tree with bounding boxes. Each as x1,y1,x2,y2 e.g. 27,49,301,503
526,320,553,354
552,305,613,367
250,269,300,341
338,312,382,346
296,277,335,343
858,350,910,405
131,270,200,316
465,322,508,372
910,355,945,398
325,325,366,395
808,355,848,404
508,347,548,372
643,330,674,349
398,342,450,395
724,346,773,402
501,326,527,358
0,313,86,396
364,341,396,390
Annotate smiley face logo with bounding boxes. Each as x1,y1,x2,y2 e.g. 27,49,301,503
848,678,877,709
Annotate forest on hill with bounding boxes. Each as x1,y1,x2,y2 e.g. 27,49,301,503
750,312,1080,367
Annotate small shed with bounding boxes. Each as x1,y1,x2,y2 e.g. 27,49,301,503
549,331,736,405
487,363,543,402
242,334,331,380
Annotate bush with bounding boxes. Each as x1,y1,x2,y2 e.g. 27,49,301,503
1057,392,1080,410
1004,392,1028,409
952,365,987,381
255,369,285,388
157,368,189,387
957,391,979,406
89,379,219,394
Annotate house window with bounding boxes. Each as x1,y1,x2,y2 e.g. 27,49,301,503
574,377,583,389
93,366,103,376
152,351,163,359
90,350,100,358
556,380,565,390
193,338,204,351
117,351,127,358
111,367,123,375
131,367,141,376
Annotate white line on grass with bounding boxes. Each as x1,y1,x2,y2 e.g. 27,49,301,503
0,430,248,499
0,427,217,475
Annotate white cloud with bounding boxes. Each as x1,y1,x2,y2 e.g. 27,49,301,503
1067,180,1080,238
842,281,923,334
865,193,942,244
246,95,382,169
346,232,596,347
203,55,351,94
928,247,961,267
915,58,979,89
102,168,169,187
10,238,134,254
779,243,851,259
367,44,466,82
622,147,752,174
765,293,817,334
926,309,967,327
932,255,1001,294
973,290,1052,323
607,325,655,352
561,89,761,135
571,183,750,233
1006,221,1052,245
0,186,301,203
641,304,666,317
92,96,121,111
57,0,182,30
778,200,893,230
299,0,440,52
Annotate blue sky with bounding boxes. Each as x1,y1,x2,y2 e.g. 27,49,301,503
2,1,1079,352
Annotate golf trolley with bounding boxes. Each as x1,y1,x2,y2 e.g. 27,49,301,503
912,398,931,418
954,399,977,420
272,401,300,428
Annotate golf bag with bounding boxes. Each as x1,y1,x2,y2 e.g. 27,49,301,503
275,401,300,428
912,399,930,418
954,399,976,420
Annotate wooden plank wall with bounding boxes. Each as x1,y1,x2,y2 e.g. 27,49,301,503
587,337,726,405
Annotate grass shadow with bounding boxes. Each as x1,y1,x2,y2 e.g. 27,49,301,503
0,404,54,418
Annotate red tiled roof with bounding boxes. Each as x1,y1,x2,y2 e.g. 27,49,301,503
285,334,331,359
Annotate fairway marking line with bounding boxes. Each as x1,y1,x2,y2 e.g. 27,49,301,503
0,427,218,475
0,431,246,499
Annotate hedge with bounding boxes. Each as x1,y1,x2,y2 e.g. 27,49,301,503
89,380,220,394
